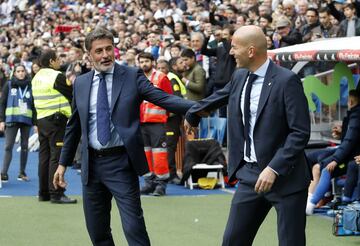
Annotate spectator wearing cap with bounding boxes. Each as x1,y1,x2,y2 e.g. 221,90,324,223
338,3,360,37
272,17,302,49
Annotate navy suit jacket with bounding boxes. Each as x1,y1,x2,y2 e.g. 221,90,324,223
186,61,311,195
59,63,195,185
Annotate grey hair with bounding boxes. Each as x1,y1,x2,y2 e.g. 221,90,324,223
190,32,204,43
84,27,114,51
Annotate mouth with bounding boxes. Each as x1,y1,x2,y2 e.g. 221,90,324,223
101,60,112,66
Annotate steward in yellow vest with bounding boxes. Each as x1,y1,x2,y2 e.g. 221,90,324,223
32,50,76,204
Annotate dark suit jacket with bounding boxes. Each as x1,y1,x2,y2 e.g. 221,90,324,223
59,63,194,185
186,60,311,195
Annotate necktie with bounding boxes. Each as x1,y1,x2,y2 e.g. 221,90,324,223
244,73,258,158
97,73,111,146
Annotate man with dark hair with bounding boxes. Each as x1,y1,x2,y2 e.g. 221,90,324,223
180,48,206,101
300,8,320,43
157,58,186,184
53,27,194,245
338,3,360,37
137,52,173,196
31,50,75,204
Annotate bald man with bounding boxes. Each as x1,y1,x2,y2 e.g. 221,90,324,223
185,26,311,246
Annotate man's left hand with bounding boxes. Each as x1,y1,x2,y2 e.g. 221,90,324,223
254,167,277,193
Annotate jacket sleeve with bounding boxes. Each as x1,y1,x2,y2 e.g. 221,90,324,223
59,78,81,167
185,73,234,127
0,81,9,122
200,37,217,57
268,74,311,176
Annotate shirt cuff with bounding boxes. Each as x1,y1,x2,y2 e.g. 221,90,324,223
268,167,279,176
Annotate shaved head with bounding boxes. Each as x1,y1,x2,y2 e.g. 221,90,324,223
229,25,268,71
233,26,267,56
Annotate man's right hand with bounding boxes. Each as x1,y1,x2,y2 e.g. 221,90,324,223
184,119,198,135
355,155,360,165
53,165,67,189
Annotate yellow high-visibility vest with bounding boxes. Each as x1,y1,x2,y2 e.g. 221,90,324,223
31,68,71,120
167,72,187,97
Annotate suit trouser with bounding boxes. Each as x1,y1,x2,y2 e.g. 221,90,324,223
83,148,150,246
37,115,67,197
222,162,307,246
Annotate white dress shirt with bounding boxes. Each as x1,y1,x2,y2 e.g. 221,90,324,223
240,58,270,163
88,65,123,150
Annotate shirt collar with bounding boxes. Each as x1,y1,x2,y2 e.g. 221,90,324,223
253,58,270,78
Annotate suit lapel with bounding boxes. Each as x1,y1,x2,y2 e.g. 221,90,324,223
235,70,249,121
255,61,275,121
110,63,125,113
79,71,94,127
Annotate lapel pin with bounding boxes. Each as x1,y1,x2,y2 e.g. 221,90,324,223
268,82,271,86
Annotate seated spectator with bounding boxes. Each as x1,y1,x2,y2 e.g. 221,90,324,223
306,90,360,214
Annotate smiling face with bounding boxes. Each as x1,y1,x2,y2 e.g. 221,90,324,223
88,38,115,72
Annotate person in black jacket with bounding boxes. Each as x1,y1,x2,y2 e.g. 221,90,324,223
201,24,236,117
0,64,36,182
306,90,360,214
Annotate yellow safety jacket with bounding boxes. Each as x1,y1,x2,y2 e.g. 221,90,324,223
31,68,71,120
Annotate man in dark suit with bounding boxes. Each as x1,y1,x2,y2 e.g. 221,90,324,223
185,25,311,246
53,27,194,246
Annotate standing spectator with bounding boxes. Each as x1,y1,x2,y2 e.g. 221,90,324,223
138,52,173,196
300,8,320,43
180,48,206,101
337,3,360,37
0,64,36,182
144,30,162,60
32,50,76,204
190,32,209,79
282,0,299,27
157,58,185,184
311,7,340,40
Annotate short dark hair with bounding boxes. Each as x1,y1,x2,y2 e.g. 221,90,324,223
84,27,114,51
157,59,169,71
318,7,331,15
39,50,57,68
307,7,319,16
349,89,360,99
180,48,195,58
137,52,154,62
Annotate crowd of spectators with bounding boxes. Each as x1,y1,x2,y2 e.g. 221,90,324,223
1,0,359,94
